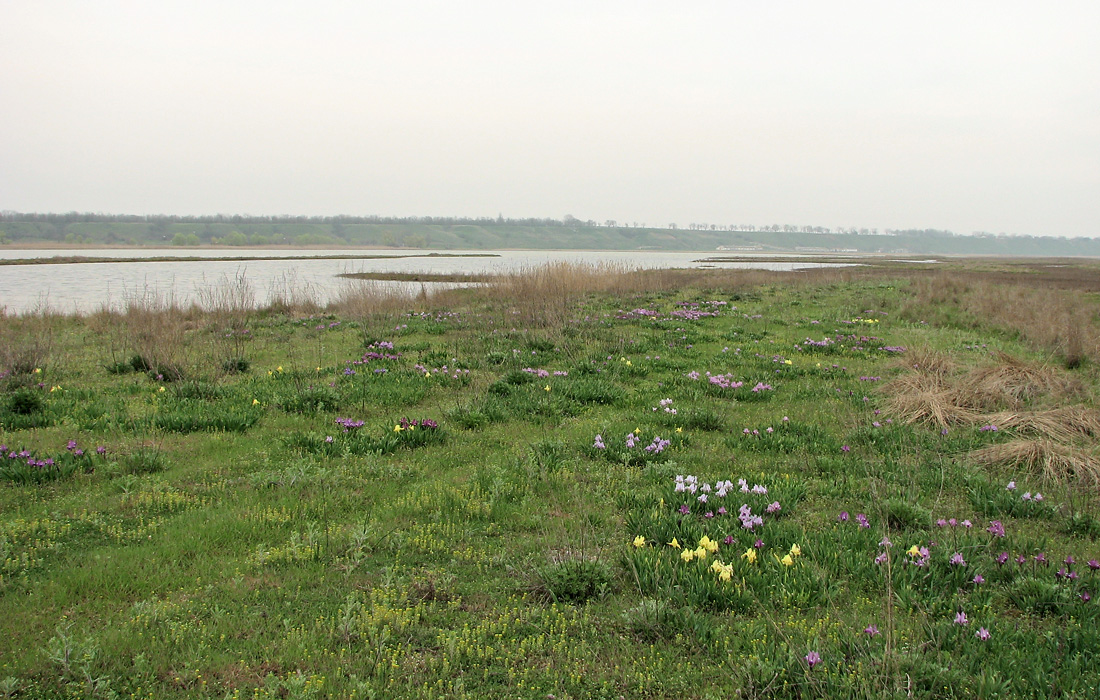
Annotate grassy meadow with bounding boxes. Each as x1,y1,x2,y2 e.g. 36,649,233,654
1,259,1100,699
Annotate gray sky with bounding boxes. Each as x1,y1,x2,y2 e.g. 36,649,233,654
2,1,1098,236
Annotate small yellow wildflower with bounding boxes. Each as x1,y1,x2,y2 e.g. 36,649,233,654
158,386,165,393
626,361,632,366
781,554,794,566
668,538,681,550
276,366,283,372
699,536,718,553
907,545,921,557
680,549,695,563
784,359,792,365
718,567,732,582
634,427,641,435
544,385,551,392
252,399,260,406
710,560,724,573
394,424,404,432
694,546,707,561
316,367,322,372
633,535,646,548
33,368,41,374
790,544,801,557
675,427,683,434
49,385,61,392
742,548,757,564
425,372,431,378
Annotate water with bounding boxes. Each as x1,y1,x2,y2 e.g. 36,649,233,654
0,248,855,315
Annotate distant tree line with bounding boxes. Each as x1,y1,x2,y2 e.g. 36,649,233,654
0,211,574,228
1,211,1093,243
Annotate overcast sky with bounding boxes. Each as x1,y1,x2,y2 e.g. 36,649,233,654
2,1,1097,236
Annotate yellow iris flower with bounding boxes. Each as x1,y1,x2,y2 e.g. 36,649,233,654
668,538,681,550
742,548,757,564
781,554,794,566
632,536,646,548
789,544,801,557
680,549,694,562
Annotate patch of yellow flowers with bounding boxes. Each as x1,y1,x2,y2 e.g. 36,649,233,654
645,536,804,582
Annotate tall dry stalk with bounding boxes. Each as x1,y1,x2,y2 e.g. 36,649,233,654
119,286,189,380
0,311,58,375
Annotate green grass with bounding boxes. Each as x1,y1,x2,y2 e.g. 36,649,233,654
1,273,1099,698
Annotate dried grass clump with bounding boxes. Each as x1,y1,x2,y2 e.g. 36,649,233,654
971,440,1100,487
956,353,1079,410
896,347,957,378
0,312,57,374
329,279,422,318
482,262,640,328
982,406,1100,443
882,372,979,428
119,287,189,381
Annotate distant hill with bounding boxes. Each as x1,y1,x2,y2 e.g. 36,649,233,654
1,213,1097,256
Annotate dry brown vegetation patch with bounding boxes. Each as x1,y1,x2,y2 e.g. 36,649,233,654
882,372,978,428
896,347,958,378
886,351,1084,426
970,439,1100,487
955,352,1080,410
981,406,1100,443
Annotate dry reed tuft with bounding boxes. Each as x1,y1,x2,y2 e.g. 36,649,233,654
971,439,1100,487
118,287,189,380
895,347,957,378
0,311,58,374
980,406,1100,443
481,262,641,328
882,373,979,428
265,271,323,315
956,352,1079,410
329,279,424,318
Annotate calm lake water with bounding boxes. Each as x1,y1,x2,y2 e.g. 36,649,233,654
0,248,855,315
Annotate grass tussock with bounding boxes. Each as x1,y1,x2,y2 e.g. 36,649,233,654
329,279,424,318
882,371,979,428
971,439,1100,487
102,288,191,381
982,406,1100,443
482,262,640,327
896,347,957,378
885,350,1084,428
0,311,57,375
956,352,1080,410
